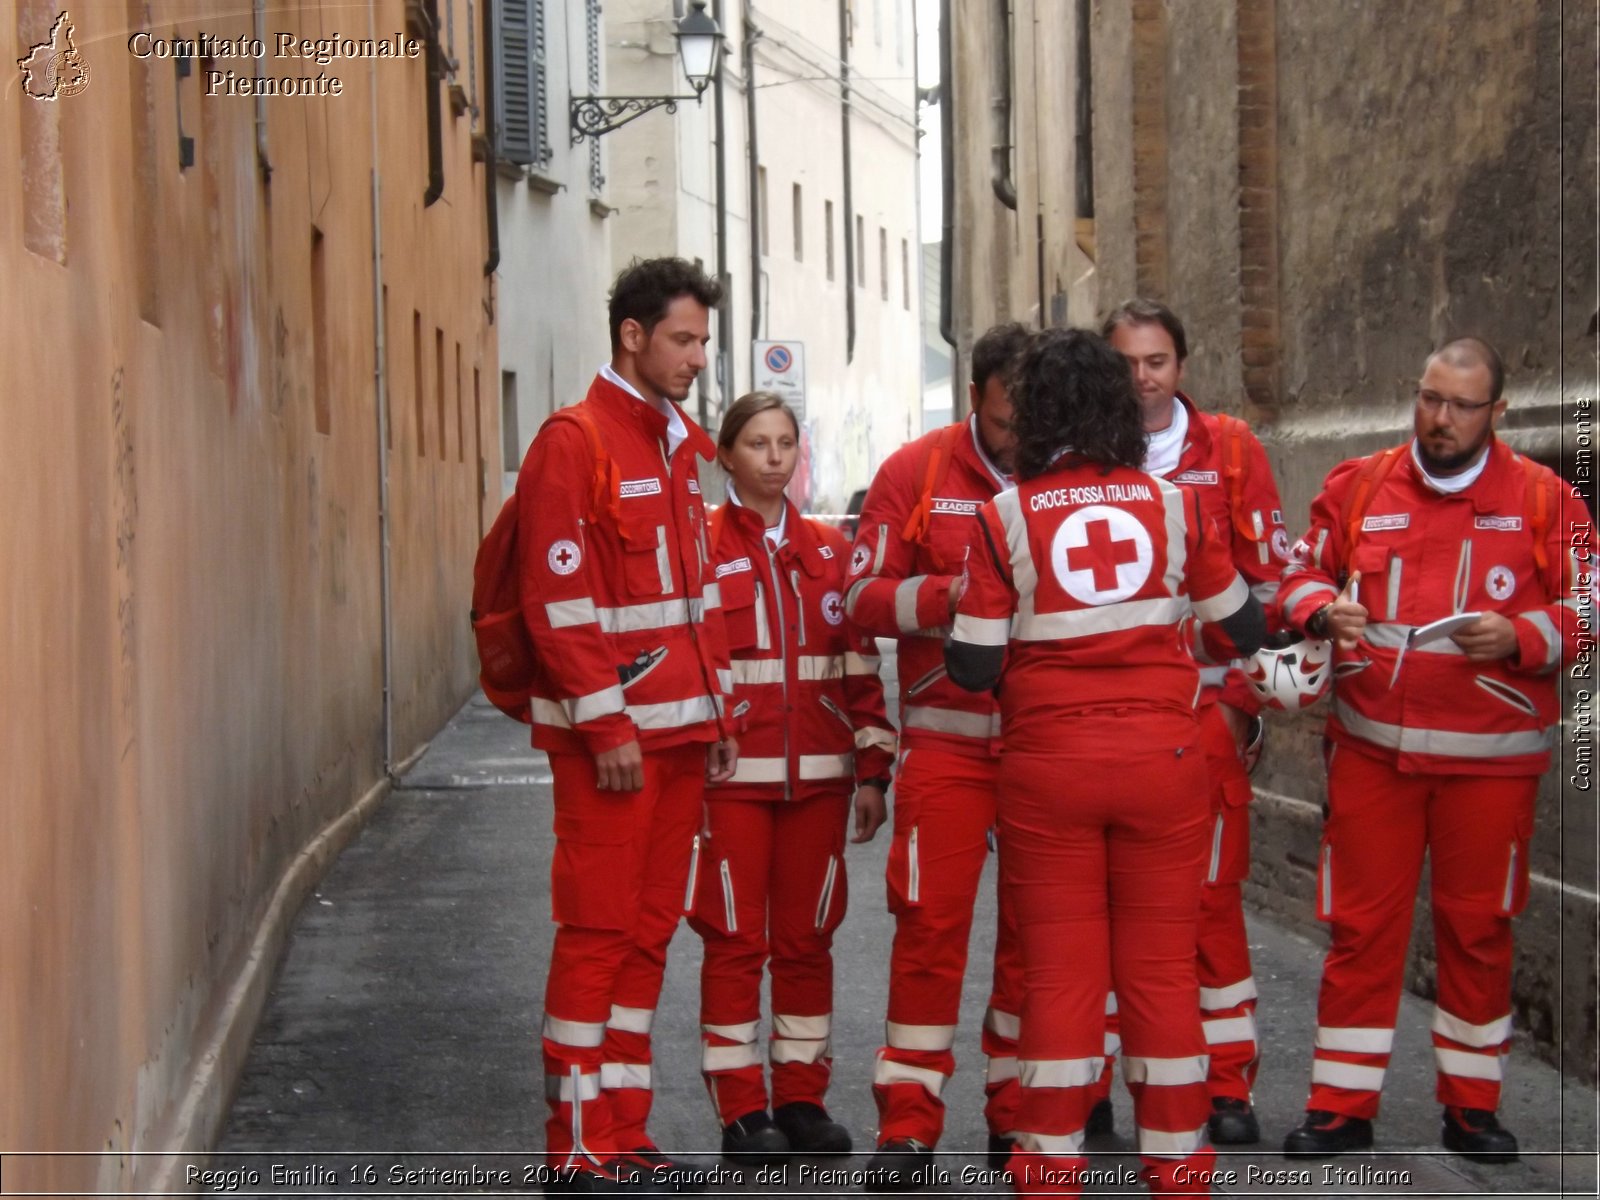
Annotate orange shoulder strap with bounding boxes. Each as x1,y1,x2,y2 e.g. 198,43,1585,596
1214,413,1258,542
1340,444,1407,565
899,422,967,548
1521,453,1558,589
549,405,625,534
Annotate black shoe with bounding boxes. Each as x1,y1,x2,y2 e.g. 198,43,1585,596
542,1162,661,1196
720,1111,790,1165
1208,1097,1261,1145
772,1102,852,1155
1442,1107,1519,1163
1282,1109,1374,1157
863,1138,931,1193
986,1134,1015,1172
1085,1098,1114,1137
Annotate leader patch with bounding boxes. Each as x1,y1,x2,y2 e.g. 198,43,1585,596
1485,564,1516,601
548,539,583,575
931,497,980,515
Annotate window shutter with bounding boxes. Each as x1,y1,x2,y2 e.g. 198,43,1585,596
531,0,551,167
495,0,534,164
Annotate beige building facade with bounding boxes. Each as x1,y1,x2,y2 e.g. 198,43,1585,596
943,0,1598,1075
2,0,498,1192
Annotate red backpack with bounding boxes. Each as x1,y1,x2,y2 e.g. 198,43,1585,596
470,405,623,723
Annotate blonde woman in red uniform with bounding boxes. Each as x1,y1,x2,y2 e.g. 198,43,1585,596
946,329,1266,1197
691,392,897,1162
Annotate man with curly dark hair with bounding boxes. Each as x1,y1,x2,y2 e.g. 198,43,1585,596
946,326,1265,1197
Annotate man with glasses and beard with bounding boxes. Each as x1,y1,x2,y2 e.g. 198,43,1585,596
1277,337,1591,1163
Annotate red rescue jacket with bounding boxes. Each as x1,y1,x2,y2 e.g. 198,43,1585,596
1159,394,1291,713
1279,438,1591,776
952,457,1252,748
846,418,1011,757
516,373,731,755
710,497,896,802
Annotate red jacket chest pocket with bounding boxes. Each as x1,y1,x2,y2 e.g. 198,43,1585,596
718,567,762,651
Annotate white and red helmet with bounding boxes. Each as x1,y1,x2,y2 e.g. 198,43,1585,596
1244,636,1332,712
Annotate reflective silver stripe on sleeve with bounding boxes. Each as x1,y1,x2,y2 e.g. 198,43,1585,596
546,597,600,628
1333,699,1552,758
951,613,1012,647
894,577,927,633
1197,665,1230,687
1522,610,1561,672
1280,579,1338,620
856,725,897,753
565,684,626,724
1015,596,1188,641
994,489,1038,597
873,524,889,574
903,706,1003,739
1193,573,1250,622
844,650,879,675
1249,579,1279,608
1312,527,1329,569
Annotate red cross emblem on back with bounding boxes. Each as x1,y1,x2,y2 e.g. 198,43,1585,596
1049,505,1154,605
1067,518,1142,592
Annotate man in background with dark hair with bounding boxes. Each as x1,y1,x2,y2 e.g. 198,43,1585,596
845,322,1029,1187
516,257,738,1189
1089,300,1291,1146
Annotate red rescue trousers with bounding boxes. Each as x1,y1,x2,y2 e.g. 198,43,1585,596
540,743,705,1166
1308,745,1535,1119
1090,703,1258,1107
689,790,850,1125
999,714,1214,1198
875,747,1024,1147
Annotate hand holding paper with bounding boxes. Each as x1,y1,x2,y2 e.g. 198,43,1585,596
1450,610,1518,662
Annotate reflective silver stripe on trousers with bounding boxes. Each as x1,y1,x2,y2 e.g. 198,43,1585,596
1315,1026,1393,1053
609,1005,655,1034
1432,1008,1512,1048
984,1007,1021,1041
886,1022,957,1051
1014,1130,1085,1155
1122,1056,1208,1086
1137,1124,1209,1158
600,1062,651,1090
703,1020,759,1042
1193,573,1250,623
1019,1057,1104,1088
1311,1060,1386,1091
774,1013,831,1039
545,1072,602,1102
872,1057,948,1094
544,1015,607,1047
1015,596,1189,641
771,1038,832,1064
1435,1047,1503,1080
1333,699,1551,758
532,694,719,731
951,613,1012,647
729,753,853,784
1200,978,1258,1011
902,705,1002,739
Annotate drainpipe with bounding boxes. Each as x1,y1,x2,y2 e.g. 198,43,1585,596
938,0,954,352
479,0,500,275
369,0,395,777
839,1,855,361
990,0,1016,211
423,0,445,206
254,0,272,181
711,0,731,425
745,10,763,345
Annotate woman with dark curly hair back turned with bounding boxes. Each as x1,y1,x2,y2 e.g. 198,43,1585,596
945,328,1266,1198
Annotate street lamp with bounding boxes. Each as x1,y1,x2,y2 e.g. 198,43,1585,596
569,0,723,144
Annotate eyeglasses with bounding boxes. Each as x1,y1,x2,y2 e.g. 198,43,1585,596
1415,389,1496,417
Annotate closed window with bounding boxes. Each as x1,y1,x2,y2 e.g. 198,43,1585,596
495,0,551,168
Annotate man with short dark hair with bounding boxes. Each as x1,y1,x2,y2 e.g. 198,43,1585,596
1279,337,1591,1162
517,257,738,1189
846,323,1030,1187
1093,299,1292,1146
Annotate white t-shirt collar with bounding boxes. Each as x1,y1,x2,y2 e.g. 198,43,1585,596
726,482,788,547
1410,439,1489,494
1142,398,1188,478
601,363,688,457
968,415,1015,492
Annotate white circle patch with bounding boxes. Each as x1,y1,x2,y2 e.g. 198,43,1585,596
849,543,872,577
1485,564,1516,601
547,539,582,576
1049,505,1154,605
1271,527,1291,562
822,590,844,625
1288,537,1311,565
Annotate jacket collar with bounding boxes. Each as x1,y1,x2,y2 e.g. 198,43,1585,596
718,492,825,575
1396,434,1509,512
586,372,716,461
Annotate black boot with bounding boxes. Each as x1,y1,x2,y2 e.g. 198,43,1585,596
1208,1097,1261,1145
720,1112,790,1166
1282,1109,1374,1157
772,1102,852,1155
862,1138,931,1193
1084,1098,1114,1137
1442,1107,1519,1163
611,1146,703,1194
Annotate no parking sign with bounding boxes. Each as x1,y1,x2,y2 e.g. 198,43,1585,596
752,340,806,421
